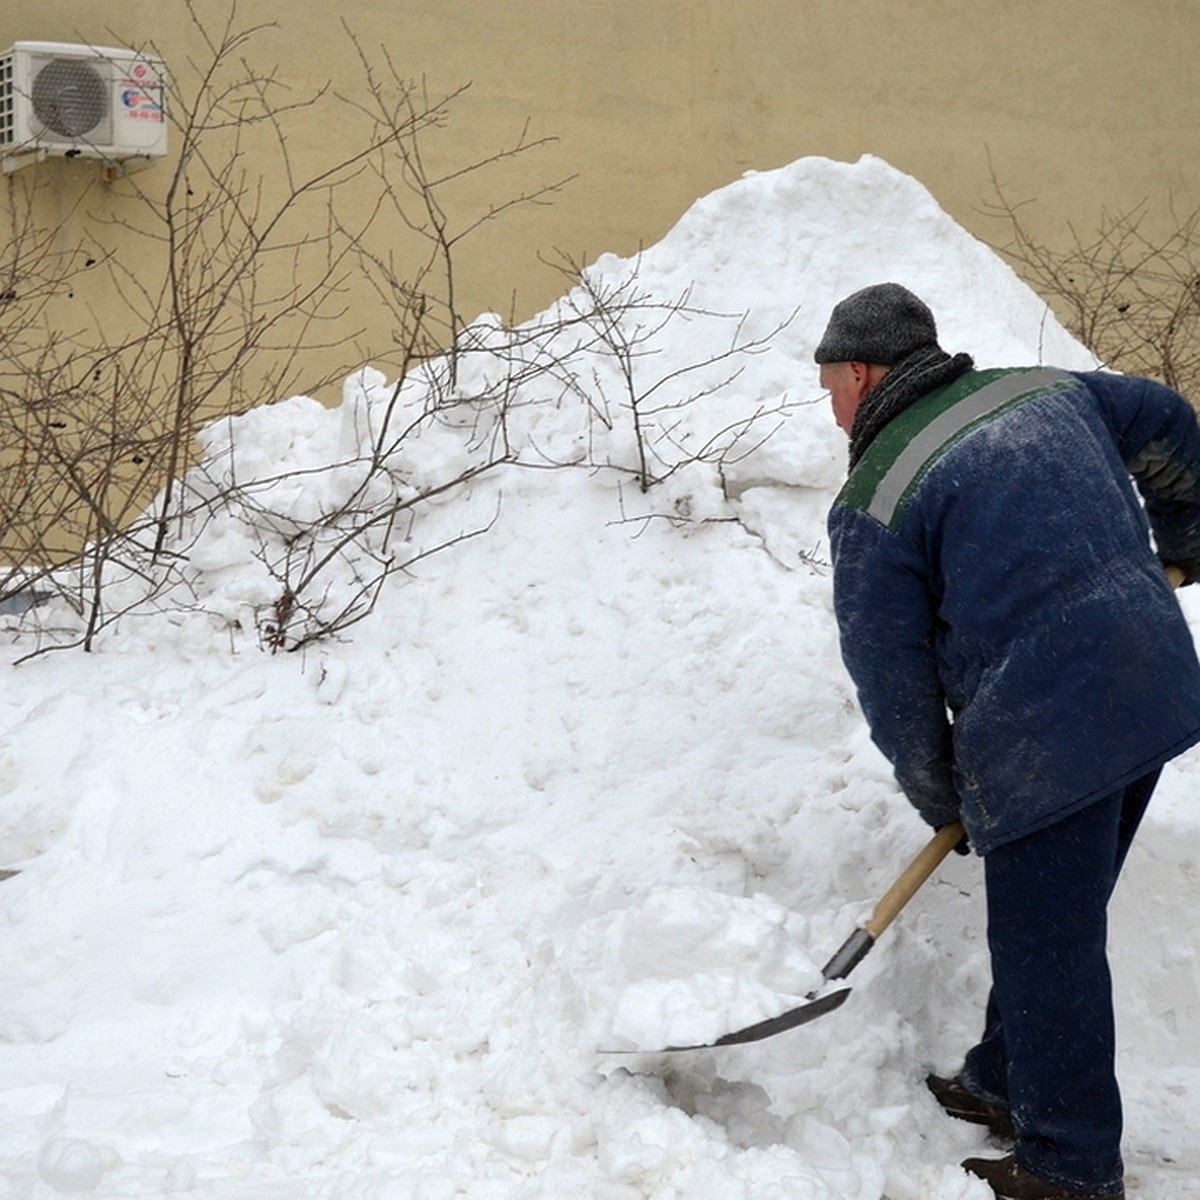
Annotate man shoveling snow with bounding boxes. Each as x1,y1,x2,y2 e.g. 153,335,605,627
819,282,1200,1200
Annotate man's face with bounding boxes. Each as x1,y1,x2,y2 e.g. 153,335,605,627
819,362,864,434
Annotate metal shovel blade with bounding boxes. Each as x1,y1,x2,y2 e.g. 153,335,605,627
596,821,965,1055
596,987,851,1055
666,986,853,1051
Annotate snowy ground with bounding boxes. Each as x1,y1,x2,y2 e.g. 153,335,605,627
0,155,1198,1198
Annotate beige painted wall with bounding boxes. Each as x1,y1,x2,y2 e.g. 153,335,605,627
4,0,1199,400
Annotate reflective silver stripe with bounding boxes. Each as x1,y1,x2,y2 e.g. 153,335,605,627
867,368,1073,526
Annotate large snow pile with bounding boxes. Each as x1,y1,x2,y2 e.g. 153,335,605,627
0,154,1198,1199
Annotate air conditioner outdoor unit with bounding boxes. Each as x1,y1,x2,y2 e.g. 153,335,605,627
0,40,167,173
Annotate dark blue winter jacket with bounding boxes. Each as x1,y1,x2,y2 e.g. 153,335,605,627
828,367,1200,854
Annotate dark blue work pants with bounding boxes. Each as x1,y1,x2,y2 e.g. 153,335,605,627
960,770,1159,1196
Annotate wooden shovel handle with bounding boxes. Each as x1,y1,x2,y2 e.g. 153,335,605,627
862,820,965,939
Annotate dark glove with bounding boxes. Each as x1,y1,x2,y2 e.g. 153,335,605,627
1163,560,1198,587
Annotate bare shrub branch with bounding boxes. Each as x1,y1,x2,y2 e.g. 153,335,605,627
981,166,1200,400
0,7,575,655
539,252,801,495
2,8,802,660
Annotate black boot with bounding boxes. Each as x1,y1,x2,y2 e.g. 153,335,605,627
962,1153,1124,1200
926,1073,1015,1140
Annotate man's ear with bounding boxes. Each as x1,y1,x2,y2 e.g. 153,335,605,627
847,361,874,400
855,362,892,396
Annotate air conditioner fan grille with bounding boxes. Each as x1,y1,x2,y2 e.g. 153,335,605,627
32,58,107,138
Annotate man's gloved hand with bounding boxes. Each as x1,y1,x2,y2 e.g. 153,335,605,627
1162,560,1200,586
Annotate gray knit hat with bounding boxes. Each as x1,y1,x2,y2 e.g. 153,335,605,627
813,282,940,365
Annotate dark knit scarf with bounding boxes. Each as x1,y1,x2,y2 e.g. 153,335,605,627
848,346,975,469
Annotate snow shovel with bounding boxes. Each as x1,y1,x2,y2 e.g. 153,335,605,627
626,819,966,1053
614,569,1180,1055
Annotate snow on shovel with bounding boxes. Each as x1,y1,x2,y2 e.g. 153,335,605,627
604,820,966,1053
